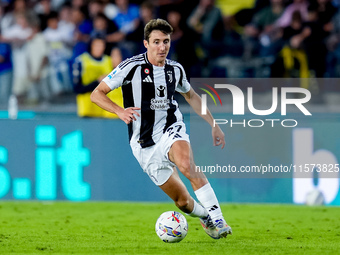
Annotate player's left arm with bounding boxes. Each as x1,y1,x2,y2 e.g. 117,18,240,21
181,87,225,149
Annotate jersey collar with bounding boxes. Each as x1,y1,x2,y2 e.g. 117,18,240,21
143,52,152,66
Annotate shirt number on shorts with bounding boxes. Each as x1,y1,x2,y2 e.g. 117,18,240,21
167,125,182,139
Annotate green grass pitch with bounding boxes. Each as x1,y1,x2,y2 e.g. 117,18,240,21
0,202,339,254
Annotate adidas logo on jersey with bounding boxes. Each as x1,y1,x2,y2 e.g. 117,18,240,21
143,76,153,83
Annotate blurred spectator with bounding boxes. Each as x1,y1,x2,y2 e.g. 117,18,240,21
34,0,54,31
112,0,139,57
302,4,329,77
58,3,76,47
72,35,123,118
276,4,328,99
91,12,113,38
273,10,309,78
166,10,183,60
2,12,33,50
275,0,309,28
315,0,337,27
282,10,305,44
26,20,49,104
91,12,122,54
125,0,155,54
2,13,33,99
187,0,225,71
234,0,270,27
88,0,106,19
90,11,124,64
0,35,12,105
167,8,199,76
72,6,93,43
110,45,122,69
43,11,72,95
113,0,139,34
1,0,36,35
243,0,284,59
220,15,244,58
70,6,93,60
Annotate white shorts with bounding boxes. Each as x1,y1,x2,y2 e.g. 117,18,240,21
131,122,190,186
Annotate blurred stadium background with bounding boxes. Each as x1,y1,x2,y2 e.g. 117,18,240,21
1,0,340,207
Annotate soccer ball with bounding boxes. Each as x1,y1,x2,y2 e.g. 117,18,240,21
155,211,188,243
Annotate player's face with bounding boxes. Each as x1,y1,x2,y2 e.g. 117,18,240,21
144,30,171,66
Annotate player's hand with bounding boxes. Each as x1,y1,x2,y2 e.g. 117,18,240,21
212,125,225,149
118,107,141,124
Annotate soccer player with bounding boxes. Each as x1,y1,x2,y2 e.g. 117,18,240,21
90,18,232,239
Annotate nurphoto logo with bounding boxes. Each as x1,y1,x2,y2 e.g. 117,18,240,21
200,84,312,128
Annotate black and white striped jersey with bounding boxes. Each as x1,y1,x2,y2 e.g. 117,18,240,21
103,52,191,148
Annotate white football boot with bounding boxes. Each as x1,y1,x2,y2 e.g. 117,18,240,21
214,218,232,238
200,216,232,239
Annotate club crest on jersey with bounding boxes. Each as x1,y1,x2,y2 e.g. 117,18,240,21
167,71,173,83
144,68,150,74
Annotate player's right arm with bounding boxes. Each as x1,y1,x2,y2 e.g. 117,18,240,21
90,81,140,124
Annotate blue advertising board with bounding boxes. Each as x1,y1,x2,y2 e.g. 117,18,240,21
0,114,339,205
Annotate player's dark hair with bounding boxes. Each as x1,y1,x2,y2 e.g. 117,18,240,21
144,19,173,42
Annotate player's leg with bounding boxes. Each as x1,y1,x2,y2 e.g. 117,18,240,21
168,140,232,238
159,168,208,218
168,140,221,215
168,140,208,190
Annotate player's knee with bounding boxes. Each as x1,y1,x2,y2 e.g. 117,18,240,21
176,158,191,174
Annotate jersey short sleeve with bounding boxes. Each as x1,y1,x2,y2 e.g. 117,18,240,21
174,63,191,94
102,65,128,90
103,53,144,90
